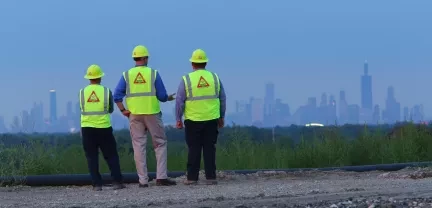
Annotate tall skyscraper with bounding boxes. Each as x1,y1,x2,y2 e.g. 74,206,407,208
264,82,275,102
384,86,401,123
361,60,373,110
49,90,57,122
320,93,327,107
264,82,275,126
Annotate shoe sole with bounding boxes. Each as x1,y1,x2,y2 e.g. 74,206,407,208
156,183,177,186
183,181,198,185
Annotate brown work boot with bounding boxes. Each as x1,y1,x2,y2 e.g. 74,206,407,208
205,179,218,185
156,178,177,186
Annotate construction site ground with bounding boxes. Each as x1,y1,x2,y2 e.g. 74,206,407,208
1,167,432,208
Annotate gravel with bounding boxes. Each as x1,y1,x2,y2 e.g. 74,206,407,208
1,167,431,208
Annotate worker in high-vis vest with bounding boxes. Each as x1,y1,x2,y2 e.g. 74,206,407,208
113,45,177,187
79,64,125,191
175,49,226,185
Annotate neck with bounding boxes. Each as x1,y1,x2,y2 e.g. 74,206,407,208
135,61,146,66
90,81,100,85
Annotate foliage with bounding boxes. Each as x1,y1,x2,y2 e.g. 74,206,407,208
1,123,432,177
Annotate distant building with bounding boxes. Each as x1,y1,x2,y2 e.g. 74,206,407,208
66,101,73,118
403,107,409,121
251,98,264,127
339,90,349,125
361,60,373,110
49,90,57,123
372,105,380,124
264,82,275,126
383,86,401,123
410,105,424,123
347,104,360,124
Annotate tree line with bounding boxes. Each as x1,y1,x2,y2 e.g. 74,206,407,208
2,123,426,148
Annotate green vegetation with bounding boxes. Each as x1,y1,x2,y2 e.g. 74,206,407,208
1,123,432,177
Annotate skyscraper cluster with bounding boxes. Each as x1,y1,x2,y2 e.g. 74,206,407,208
232,61,425,127
0,61,426,133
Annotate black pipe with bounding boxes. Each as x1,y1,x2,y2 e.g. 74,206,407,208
1,161,431,187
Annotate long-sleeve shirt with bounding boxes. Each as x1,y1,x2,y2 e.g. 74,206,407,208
113,66,169,103
108,90,114,113
175,74,226,121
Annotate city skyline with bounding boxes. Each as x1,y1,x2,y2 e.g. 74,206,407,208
0,60,426,133
1,0,431,127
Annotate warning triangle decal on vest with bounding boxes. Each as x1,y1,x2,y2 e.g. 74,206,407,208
133,72,146,84
197,76,210,88
87,91,100,102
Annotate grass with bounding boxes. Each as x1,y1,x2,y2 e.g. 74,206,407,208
0,124,432,177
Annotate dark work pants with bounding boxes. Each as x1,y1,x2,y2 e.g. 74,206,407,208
184,119,219,181
81,127,123,186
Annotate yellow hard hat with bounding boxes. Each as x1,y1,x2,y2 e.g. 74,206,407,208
132,45,149,58
189,49,209,63
84,64,105,79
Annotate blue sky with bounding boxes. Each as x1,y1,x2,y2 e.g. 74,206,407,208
0,0,431,124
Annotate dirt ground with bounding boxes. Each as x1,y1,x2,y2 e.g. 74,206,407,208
1,167,431,208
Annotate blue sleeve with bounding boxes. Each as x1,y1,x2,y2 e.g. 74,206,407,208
219,79,226,118
108,89,114,113
113,75,126,103
154,71,168,102
175,79,186,121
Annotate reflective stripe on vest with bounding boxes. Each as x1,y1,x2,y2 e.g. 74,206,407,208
80,87,109,115
184,72,219,101
124,69,156,97
123,67,160,115
183,70,220,121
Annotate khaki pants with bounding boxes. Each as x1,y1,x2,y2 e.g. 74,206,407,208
129,113,167,184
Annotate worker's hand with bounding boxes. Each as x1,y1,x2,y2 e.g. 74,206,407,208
122,110,131,118
167,93,176,101
218,118,224,128
176,120,183,129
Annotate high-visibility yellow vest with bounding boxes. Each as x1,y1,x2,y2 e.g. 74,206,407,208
79,84,111,128
123,66,160,114
182,69,220,121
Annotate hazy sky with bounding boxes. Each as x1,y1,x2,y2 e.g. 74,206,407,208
1,0,431,124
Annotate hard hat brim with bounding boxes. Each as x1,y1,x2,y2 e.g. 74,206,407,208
132,55,149,58
189,58,208,63
84,72,105,79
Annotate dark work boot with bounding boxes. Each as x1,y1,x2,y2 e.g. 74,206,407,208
205,179,218,185
156,178,177,186
112,182,126,190
93,185,102,191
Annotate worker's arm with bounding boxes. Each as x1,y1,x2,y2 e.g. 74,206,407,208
175,79,186,122
218,79,226,118
113,75,127,110
108,89,114,114
154,71,169,102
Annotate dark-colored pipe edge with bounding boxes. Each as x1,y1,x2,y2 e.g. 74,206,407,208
1,161,431,187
